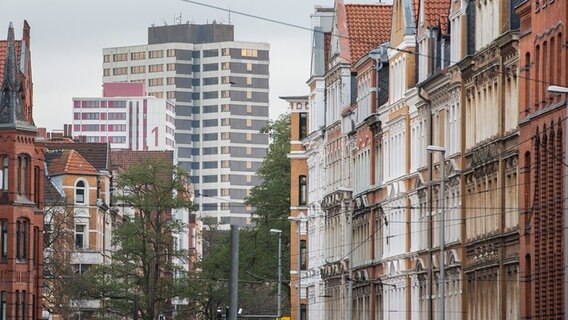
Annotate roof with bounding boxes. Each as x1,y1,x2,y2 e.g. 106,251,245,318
0,41,21,83
44,178,66,206
111,150,174,172
46,149,98,176
345,4,393,63
421,0,451,33
44,142,111,171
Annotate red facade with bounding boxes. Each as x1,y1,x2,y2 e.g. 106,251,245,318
517,1,568,319
0,21,44,320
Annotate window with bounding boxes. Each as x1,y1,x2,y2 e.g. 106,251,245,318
222,48,230,56
131,65,146,74
16,220,28,261
222,62,230,70
299,113,308,140
75,181,86,204
246,133,252,141
103,55,110,63
221,175,230,182
15,291,19,320
149,50,163,59
149,64,163,72
221,146,230,154
241,49,258,57
246,161,252,169
131,52,146,60
167,77,175,85
167,49,176,57
221,161,230,168
103,69,110,76
299,175,307,205
1,156,8,197
246,91,252,99
112,53,128,62
247,105,252,113
149,78,163,87
221,132,230,140
246,76,252,85
113,67,128,75
221,189,229,196
1,220,6,259
20,291,25,320
17,155,30,197
75,224,86,249
300,240,307,270
246,175,252,183
222,104,230,112
167,63,176,71
246,63,253,71
246,119,252,127
0,291,5,320
246,147,252,155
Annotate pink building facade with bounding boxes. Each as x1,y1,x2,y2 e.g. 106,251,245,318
72,83,175,151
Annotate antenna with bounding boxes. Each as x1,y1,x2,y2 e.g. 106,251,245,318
228,7,231,24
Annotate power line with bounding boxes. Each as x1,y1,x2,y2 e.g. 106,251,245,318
179,0,564,88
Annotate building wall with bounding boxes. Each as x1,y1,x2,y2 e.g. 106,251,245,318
517,0,568,318
102,27,269,226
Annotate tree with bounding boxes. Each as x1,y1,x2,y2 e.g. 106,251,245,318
184,114,292,319
43,192,92,320
89,158,193,320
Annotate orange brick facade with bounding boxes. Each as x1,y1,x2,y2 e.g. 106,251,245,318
517,0,568,319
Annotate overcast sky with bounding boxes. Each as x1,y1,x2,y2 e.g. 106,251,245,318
1,0,388,131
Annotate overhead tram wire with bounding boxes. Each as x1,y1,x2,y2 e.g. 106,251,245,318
180,0,563,89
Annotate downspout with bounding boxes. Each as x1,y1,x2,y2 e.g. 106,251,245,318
417,86,433,320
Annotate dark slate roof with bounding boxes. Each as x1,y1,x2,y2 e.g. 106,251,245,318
0,23,28,127
44,178,65,207
44,142,111,172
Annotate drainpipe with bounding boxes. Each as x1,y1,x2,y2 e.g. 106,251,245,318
417,87,433,320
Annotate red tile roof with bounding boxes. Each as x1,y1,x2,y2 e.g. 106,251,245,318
0,41,21,82
47,149,98,176
345,4,393,63
111,150,174,172
422,0,451,33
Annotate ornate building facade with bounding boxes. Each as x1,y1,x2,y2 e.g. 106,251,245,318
0,21,45,320
517,0,568,318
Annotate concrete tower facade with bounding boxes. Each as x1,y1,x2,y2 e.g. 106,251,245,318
102,23,270,226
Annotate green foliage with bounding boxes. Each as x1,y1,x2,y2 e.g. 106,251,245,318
186,114,292,318
88,158,193,320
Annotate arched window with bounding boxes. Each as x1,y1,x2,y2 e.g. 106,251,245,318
75,181,86,204
298,175,307,206
16,219,28,261
16,155,30,197
0,220,7,260
0,156,8,199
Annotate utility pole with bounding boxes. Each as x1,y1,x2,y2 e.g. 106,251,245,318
229,225,239,320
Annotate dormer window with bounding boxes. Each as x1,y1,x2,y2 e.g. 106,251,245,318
75,181,86,204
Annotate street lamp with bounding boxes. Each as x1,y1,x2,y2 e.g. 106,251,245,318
288,216,308,320
270,229,283,319
547,85,568,319
427,145,446,320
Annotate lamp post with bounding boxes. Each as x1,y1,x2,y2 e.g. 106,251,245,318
270,229,283,319
427,145,446,320
288,216,307,320
547,85,568,319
